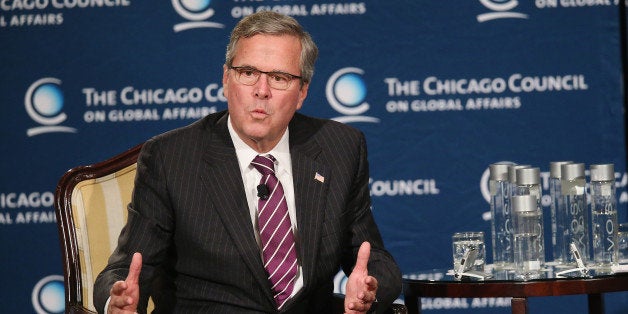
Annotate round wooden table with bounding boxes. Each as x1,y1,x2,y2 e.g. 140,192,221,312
402,269,628,314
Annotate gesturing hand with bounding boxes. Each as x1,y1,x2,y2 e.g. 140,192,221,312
108,252,142,314
344,242,378,314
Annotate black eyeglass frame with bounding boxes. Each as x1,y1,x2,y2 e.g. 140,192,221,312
229,66,304,90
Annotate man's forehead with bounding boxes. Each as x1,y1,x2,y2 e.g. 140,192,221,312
232,34,302,70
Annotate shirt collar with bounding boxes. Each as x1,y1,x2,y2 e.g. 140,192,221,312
227,114,292,176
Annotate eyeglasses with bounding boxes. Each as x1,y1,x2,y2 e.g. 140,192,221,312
229,66,302,90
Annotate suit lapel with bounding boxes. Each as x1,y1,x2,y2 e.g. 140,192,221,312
289,115,329,289
198,115,276,305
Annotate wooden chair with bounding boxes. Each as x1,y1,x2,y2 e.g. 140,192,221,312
55,144,143,313
54,143,406,314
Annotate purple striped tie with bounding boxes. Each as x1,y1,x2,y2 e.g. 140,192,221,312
251,154,298,309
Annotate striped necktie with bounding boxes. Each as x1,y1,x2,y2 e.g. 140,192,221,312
251,154,298,309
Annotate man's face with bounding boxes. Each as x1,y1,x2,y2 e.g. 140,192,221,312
223,34,309,151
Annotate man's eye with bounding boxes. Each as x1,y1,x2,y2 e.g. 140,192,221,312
242,70,256,77
270,74,289,82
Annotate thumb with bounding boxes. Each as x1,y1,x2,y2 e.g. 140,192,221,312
354,241,371,272
126,252,142,285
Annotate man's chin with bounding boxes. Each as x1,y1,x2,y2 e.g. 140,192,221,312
244,130,268,143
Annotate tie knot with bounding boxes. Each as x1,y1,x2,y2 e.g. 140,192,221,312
252,154,276,176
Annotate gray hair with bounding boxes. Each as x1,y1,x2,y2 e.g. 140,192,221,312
225,11,318,84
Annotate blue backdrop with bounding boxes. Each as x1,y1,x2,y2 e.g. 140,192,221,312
2,1,628,313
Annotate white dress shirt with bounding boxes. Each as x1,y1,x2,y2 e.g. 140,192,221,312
227,115,304,300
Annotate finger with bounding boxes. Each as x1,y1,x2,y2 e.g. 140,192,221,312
110,293,133,308
354,241,371,272
347,300,370,312
360,290,377,303
126,252,142,285
356,289,375,302
110,280,128,296
365,275,378,291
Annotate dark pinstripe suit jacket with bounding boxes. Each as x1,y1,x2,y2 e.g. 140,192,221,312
94,110,401,313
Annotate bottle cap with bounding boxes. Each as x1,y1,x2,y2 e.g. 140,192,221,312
490,163,512,181
516,167,540,185
508,165,530,184
561,163,585,181
512,195,537,212
590,164,614,181
550,161,572,178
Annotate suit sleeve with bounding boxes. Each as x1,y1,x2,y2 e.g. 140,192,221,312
93,138,175,313
340,132,402,312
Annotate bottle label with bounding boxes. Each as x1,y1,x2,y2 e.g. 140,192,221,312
601,184,612,197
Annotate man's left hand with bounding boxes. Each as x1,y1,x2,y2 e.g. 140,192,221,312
344,241,378,314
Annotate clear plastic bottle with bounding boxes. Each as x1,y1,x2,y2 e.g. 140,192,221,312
590,163,619,273
515,167,542,201
508,164,530,199
512,194,545,280
549,161,572,265
514,167,545,264
560,163,589,267
489,163,514,268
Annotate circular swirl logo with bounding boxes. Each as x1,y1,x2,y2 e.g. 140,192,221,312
479,0,518,12
25,78,66,126
172,0,223,31
172,0,214,21
32,275,65,314
325,67,379,123
334,73,367,108
25,77,77,136
333,270,348,294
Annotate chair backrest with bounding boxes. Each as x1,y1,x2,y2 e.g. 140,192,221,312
55,144,143,313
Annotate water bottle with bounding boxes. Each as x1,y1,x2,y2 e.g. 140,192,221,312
489,163,514,268
560,163,589,267
512,194,545,280
590,163,619,273
515,167,542,202
549,161,572,264
508,164,530,198
514,167,545,263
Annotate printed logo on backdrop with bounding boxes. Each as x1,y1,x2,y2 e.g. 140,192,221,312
0,191,56,225
326,67,379,124
19,79,222,134
369,177,440,198
32,275,64,314
25,78,77,137
0,0,130,28
403,271,510,310
81,83,222,124
384,73,588,115
229,1,367,18
333,271,348,295
170,1,367,32
535,0,620,9
172,0,224,32
477,0,528,22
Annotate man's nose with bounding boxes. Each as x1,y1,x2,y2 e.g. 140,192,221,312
254,74,271,99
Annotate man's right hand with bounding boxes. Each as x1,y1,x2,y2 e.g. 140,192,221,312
108,252,142,314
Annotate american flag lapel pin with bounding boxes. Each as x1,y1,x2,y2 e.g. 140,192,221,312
314,172,325,183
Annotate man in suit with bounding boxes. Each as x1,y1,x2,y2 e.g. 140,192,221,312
94,11,401,314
